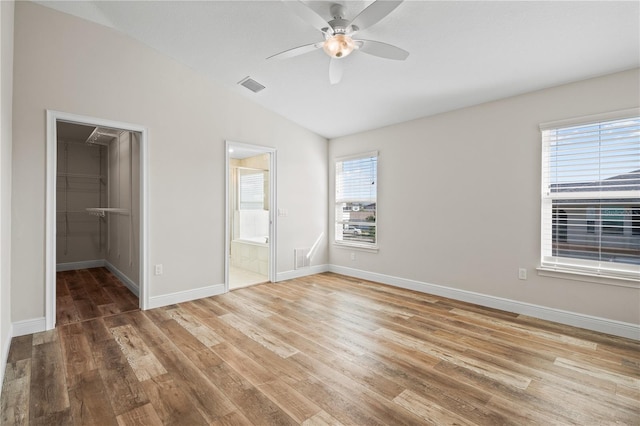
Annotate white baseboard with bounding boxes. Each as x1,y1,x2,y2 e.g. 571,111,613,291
329,265,640,341
56,259,105,271
12,317,46,337
105,262,139,298
148,283,225,309
276,264,330,282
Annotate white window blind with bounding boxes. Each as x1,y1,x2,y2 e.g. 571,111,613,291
335,152,378,247
239,169,264,210
541,112,640,281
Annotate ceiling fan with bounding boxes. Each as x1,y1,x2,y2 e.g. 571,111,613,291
267,0,409,84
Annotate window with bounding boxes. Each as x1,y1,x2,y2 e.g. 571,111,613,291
236,168,269,241
239,169,265,210
540,111,640,281
335,152,377,248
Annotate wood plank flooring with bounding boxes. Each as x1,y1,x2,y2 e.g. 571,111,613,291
2,272,639,425
56,268,139,325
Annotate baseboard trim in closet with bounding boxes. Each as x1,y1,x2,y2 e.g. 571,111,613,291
105,262,140,297
56,259,106,272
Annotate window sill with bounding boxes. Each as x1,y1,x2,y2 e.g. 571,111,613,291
536,267,640,289
333,242,379,253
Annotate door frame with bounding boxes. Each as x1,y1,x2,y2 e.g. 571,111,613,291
45,110,149,330
225,140,277,291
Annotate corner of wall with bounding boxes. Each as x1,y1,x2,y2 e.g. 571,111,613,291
0,0,15,392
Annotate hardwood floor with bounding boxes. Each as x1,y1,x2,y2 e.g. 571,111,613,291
2,272,639,425
56,268,139,325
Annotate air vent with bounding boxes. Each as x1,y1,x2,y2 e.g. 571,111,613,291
238,76,266,93
294,248,310,270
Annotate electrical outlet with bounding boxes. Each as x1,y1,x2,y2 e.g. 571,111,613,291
350,252,356,261
155,264,163,275
518,268,527,280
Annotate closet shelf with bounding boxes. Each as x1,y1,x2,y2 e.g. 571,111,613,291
86,208,130,217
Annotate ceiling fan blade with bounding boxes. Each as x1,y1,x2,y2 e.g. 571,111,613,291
283,0,333,34
355,39,409,60
350,0,404,32
329,58,343,85
267,42,323,60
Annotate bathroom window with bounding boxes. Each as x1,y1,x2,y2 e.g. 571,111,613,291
236,168,270,242
239,169,265,210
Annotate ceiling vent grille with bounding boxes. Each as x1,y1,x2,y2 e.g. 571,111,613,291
238,76,266,93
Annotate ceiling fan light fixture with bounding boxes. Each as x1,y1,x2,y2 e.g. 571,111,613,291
323,34,355,58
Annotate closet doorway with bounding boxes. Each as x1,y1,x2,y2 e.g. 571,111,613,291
46,111,148,330
225,141,276,291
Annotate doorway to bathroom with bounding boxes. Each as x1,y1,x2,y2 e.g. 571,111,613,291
225,141,276,290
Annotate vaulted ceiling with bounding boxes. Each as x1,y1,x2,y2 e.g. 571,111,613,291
36,1,640,138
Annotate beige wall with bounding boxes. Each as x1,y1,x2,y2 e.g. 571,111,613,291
12,2,328,321
1,0,14,379
329,68,640,325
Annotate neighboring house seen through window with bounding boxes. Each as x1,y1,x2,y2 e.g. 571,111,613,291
335,152,378,248
540,111,640,280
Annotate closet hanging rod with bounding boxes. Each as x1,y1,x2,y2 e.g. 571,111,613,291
57,210,99,214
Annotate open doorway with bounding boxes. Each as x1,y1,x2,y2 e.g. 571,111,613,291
225,141,276,291
46,111,148,330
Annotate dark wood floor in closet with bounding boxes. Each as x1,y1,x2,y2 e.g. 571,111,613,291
56,268,139,325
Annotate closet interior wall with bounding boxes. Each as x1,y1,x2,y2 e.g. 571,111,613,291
107,131,140,288
56,128,140,290
56,137,107,263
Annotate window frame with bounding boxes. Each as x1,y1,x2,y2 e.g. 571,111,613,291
539,108,640,284
334,151,379,250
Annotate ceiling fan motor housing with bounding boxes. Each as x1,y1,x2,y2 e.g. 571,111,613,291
323,3,356,58
328,3,353,34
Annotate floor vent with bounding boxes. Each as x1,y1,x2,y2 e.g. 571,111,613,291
294,248,310,269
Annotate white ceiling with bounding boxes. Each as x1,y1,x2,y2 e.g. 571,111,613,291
36,1,640,139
